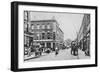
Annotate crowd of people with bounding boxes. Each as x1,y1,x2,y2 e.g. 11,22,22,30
70,41,90,56
25,40,90,59
71,41,78,56
26,45,52,57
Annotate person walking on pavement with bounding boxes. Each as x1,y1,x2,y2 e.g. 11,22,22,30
75,43,78,56
71,41,75,55
55,47,58,56
73,44,76,56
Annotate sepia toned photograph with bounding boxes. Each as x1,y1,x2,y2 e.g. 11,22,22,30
24,11,91,62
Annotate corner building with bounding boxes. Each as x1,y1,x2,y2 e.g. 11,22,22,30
24,11,64,53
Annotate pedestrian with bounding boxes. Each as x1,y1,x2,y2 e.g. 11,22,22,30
71,41,75,55
28,47,31,57
35,46,39,57
75,44,78,56
71,45,73,55
55,47,58,55
73,45,76,56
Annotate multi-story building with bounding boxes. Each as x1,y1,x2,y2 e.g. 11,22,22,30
77,14,90,56
24,11,64,55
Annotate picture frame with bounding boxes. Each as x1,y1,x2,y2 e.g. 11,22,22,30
11,1,98,72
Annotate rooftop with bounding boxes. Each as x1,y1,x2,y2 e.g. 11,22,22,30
31,19,57,22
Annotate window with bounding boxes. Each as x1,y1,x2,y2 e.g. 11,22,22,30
31,24,34,30
47,43,51,48
24,22,28,31
37,24,40,29
41,43,45,48
87,14,90,20
47,24,50,29
24,11,28,21
42,33,45,39
42,24,45,29
53,32,55,40
37,33,40,40
47,32,52,39
87,14,90,24
24,36,29,46
35,33,41,40
24,23,27,29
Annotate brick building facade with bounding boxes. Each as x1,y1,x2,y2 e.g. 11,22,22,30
77,14,90,56
24,11,64,55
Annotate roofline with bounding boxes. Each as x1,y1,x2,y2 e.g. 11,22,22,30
31,19,57,22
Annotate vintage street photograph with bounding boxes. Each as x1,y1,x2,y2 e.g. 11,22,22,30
24,11,90,62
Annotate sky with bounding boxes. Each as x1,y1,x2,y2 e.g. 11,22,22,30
29,11,84,41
